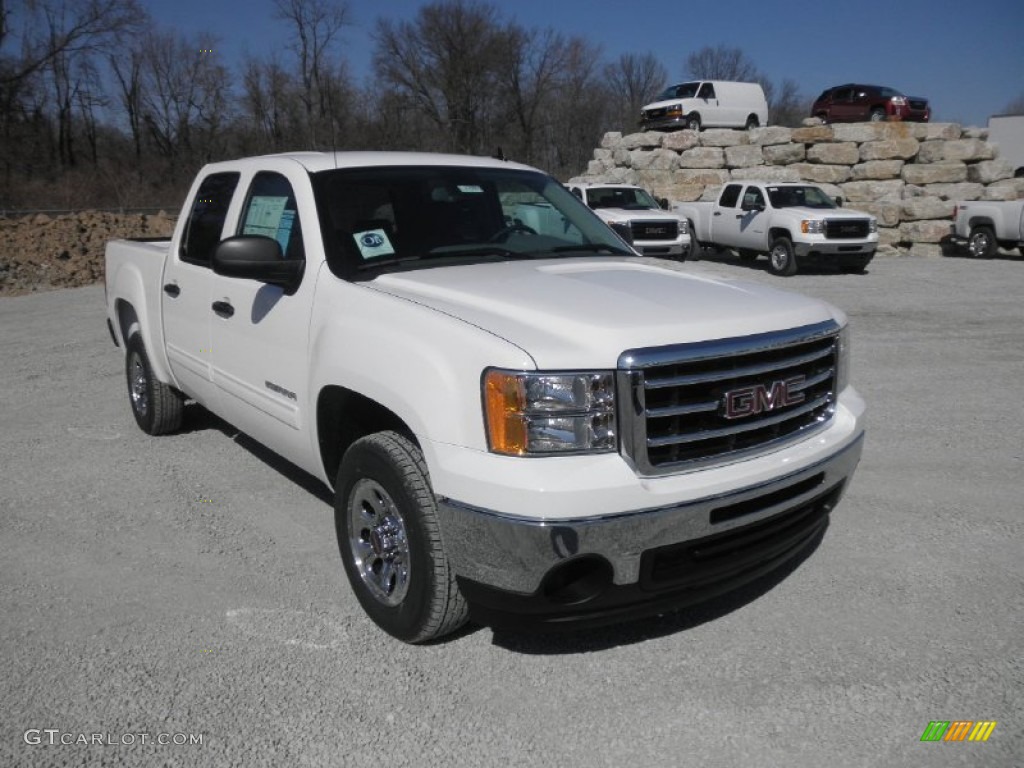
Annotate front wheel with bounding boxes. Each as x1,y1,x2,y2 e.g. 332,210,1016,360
335,431,468,643
968,226,997,258
767,237,798,276
869,108,886,122
685,113,701,131
125,334,183,435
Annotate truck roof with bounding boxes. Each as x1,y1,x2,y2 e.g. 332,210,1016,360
200,151,539,175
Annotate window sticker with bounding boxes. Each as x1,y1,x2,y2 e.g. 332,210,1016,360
354,228,395,260
457,185,484,194
243,196,288,237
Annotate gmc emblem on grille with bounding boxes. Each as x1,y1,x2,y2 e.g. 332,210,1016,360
722,375,806,419
647,227,667,235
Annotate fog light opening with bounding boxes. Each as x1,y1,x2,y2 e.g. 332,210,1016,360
540,556,613,605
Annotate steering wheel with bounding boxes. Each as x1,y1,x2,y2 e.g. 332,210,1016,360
488,223,537,242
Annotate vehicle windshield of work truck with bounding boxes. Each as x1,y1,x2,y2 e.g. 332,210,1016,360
312,165,634,276
586,186,660,211
766,185,838,210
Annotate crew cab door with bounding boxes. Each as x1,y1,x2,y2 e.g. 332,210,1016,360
733,186,770,250
711,183,744,247
208,165,316,463
161,171,241,408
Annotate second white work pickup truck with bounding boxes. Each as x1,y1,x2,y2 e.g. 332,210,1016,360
566,182,691,259
105,151,865,643
676,181,878,276
947,199,1024,258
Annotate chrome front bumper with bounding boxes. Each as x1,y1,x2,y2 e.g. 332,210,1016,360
436,432,864,596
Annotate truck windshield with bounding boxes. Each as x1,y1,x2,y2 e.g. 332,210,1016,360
586,187,660,210
312,165,633,277
766,185,838,210
657,82,699,100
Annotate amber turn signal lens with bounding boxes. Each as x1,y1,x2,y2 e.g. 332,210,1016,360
484,370,527,455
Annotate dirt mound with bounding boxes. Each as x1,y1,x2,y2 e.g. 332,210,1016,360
0,211,176,296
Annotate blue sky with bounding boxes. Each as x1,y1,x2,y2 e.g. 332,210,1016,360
142,0,1023,127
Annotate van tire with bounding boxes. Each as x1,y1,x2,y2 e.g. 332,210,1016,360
745,114,759,129
685,114,701,131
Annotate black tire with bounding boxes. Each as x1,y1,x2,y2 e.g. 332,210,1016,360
125,334,183,435
335,431,468,643
745,114,759,130
869,108,886,122
685,113,701,131
767,236,798,276
967,225,997,258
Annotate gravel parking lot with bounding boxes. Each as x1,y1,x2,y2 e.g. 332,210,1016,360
1,251,1021,767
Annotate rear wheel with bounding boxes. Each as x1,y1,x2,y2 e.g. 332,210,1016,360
745,114,759,130
767,237,798,276
125,334,183,435
336,431,468,643
968,226,997,258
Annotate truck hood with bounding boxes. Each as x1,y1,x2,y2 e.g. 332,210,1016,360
593,208,683,224
785,206,873,219
367,258,841,369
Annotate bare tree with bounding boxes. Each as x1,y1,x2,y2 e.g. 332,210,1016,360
374,0,506,154
765,77,805,127
109,45,144,159
273,0,351,147
497,25,571,164
605,52,668,131
686,45,760,82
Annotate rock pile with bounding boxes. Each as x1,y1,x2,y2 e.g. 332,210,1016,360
0,211,175,295
572,122,1024,256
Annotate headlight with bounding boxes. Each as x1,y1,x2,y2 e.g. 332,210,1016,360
483,369,616,455
801,219,824,234
835,325,851,395
869,218,878,233
679,219,689,235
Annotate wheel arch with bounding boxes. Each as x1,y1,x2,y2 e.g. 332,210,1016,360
768,226,793,244
317,385,418,491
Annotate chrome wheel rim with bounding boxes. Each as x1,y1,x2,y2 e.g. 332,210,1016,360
969,232,991,257
348,479,410,606
770,245,789,271
129,353,148,416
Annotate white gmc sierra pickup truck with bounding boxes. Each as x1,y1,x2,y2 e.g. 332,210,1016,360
676,181,878,276
105,151,865,642
948,199,1024,258
566,182,691,259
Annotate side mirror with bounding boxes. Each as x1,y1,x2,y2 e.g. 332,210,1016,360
834,196,843,207
658,197,669,210
213,235,305,294
741,202,765,213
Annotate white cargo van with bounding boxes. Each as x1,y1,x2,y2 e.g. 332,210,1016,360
640,80,768,131
987,114,1024,177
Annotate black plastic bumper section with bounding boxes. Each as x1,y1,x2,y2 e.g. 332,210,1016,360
460,481,844,631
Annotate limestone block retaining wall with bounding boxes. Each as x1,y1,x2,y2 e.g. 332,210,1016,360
572,122,1024,256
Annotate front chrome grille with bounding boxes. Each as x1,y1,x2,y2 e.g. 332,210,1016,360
631,219,679,241
824,219,870,239
617,321,840,476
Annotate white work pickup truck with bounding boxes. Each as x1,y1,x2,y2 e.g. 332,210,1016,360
948,199,1024,258
676,181,878,276
566,182,691,259
105,151,866,643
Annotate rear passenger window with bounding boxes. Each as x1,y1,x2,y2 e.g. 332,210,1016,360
238,172,304,260
180,172,240,265
719,184,742,208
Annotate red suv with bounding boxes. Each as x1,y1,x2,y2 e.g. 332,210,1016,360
811,84,931,123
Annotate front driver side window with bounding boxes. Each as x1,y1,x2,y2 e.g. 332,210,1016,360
238,172,304,260
180,172,240,265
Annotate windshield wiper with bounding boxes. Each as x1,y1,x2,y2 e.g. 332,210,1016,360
355,255,424,270
551,243,633,256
